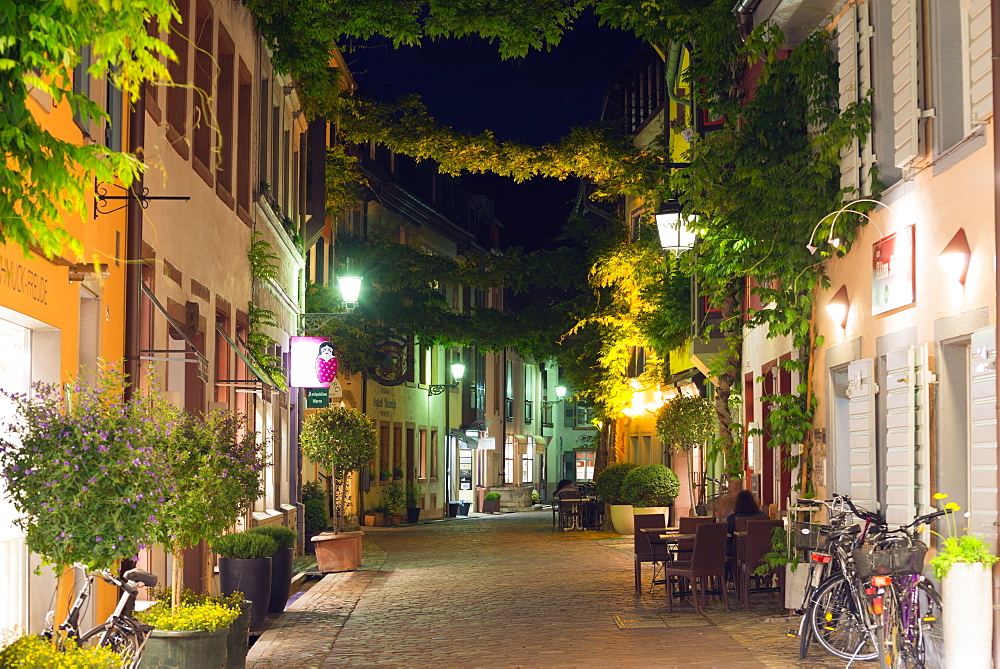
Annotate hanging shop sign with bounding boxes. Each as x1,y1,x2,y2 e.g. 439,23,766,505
477,437,496,450
872,225,915,315
289,336,338,388
305,387,329,408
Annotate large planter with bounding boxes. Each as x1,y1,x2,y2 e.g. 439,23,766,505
225,601,252,669
406,507,421,523
482,499,500,514
304,531,319,554
784,563,810,609
267,547,294,614
141,628,229,668
389,513,403,526
943,562,993,668
609,504,635,535
219,557,271,634
458,501,471,516
312,530,364,572
363,513,386,527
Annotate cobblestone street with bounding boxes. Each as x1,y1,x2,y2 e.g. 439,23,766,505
248,511,866,668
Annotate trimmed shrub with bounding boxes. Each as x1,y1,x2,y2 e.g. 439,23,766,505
247,524,297,550
212,532,277,560
304,498,328,533
620,464,680,507
484,491,502,501
594,462,638,505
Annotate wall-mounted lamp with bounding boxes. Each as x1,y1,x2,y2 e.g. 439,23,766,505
825,285,850,328
541,385,568,408
299,259,364,332
807,198,892,254
655,200,697,253
428,362,466,396
938,228,971,285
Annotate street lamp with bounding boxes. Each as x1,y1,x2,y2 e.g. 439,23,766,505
428,362,466,396
299,259,364,333
542,385,568,408
655,200,697,253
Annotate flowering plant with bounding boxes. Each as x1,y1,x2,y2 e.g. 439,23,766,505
0,365,165,570
927,493,999,579
0,633,124,667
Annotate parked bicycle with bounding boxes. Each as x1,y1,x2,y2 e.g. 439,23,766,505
40,564,158,667
859,509,948,669
792,494,882,662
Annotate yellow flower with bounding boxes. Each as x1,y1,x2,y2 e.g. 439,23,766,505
945,502,961,511
933,492,949,500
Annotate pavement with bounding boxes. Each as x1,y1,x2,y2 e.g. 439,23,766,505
247,511,873,668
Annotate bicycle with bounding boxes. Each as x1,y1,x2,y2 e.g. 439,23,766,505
693,475,728,517
40,564,158,667
792,494,882,662
858,509,948,669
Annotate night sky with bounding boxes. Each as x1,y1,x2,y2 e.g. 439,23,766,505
345,13,642,250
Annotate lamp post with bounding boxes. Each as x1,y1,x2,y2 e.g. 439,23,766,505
429,360,465,507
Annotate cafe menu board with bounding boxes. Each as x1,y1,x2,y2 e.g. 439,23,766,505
872,225,915,315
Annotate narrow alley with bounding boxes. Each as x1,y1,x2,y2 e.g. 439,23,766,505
248,512,848,668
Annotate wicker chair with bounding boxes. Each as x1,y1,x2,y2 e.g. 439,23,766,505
735,519,784,609
633,512,669,592
662,522,730,614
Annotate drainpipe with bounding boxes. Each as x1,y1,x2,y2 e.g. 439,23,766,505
733,0,764,41
123,87,145,402
992,0,1000,658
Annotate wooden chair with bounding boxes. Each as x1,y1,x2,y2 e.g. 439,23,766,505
662,522,730,614
674,516,715,560
736,519,783,609
632,512,669,592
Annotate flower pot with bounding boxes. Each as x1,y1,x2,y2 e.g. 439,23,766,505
784,563,810,609
304,531,318,554
406,507,421,523
267,547,294,613
363,512,386,527
448,502,460,517
609,504,635,535
141,628,229,668
225,601,252,669
312,530,364,572
482,499,501,513
389,513,403,526
218,557,272,634
458,501,471,516
943,562,993,668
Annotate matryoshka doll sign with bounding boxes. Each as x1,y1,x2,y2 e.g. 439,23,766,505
290,336,339,387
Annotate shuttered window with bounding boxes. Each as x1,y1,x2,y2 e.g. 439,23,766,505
968,326,997,549
966,0,992,129
891,0,922,168
848,358,877,511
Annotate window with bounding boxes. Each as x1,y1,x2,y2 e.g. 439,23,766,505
379,423,390,477
192,1,214,173
216,27,235,202
430,430,438,478
505,359,514,422
575,450,596,481
418,429,427,479
521,439,534,484
627,346,647,378
564,401,596,428
236,61,252,215
72,45,92,133
504,435,515,484
214,313,229,404
392,425,402,477
524,364,535,424
105,71,122,152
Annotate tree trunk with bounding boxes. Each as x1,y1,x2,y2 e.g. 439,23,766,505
171,543,184,610
713,281,742,482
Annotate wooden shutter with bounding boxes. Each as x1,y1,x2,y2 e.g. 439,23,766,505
838,4,860,195
883,345,930,525
848,358,877,512
858,2,876,196
967,0,992,126
969,327,998,549
891,0,921,168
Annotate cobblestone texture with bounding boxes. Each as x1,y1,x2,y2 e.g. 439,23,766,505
248,512,875,668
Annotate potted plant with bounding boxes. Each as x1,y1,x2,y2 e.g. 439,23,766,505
212,532,277,633
379,467,391,481
620,464,680,526
594,462,637,534
247,525,297,613
392,465,404,480
381,481,406,525
405,483,423,523
135,595,239,668
928,494,998,668
656,396,716,514
302,480,328,554
0,635,125,666
300,407,378,572
482,491,502,513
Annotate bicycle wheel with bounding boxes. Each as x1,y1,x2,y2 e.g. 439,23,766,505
808,574,878,661
901,581,943,668
877,583,903,668
79,622,139,666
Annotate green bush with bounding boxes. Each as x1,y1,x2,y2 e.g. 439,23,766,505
381,481,406,515
135,601,238,632
212,532,277,559
484,491,502,501
620,464,680,507
304,498,328,533
0,634,124,667
405,483,422,508
301,480,325,505
594,462,637,505
247,524,297,550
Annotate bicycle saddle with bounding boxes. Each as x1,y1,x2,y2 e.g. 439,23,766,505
826,524,861,540
123,568,159,588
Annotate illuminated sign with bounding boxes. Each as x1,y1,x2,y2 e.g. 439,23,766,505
872,226,915,315
290,336,338,388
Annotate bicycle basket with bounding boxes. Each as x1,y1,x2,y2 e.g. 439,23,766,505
854,541,927,579
793,522,827,553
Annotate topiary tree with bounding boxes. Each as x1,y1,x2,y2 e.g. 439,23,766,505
656,396,717,512
594,461,637,505
620,464,680,508
300,406,377,533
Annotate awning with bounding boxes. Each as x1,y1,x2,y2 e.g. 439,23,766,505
139,283,208,381
215,326,273,392
510,434,528,445
533,435,548,454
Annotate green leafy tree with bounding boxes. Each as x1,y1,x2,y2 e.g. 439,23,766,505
2,0,176,257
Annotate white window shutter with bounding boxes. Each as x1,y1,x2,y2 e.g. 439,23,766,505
966,0,992,127
884,346,917,526
915,343,932,516
848,358,877,512
891,0,921,168
969,326,998,549
858,2,876,197
838,4,860,195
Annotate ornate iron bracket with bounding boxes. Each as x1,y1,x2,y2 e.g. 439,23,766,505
299,312,351,333
94,179,190,216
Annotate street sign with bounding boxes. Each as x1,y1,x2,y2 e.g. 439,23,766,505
305,387,329,408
